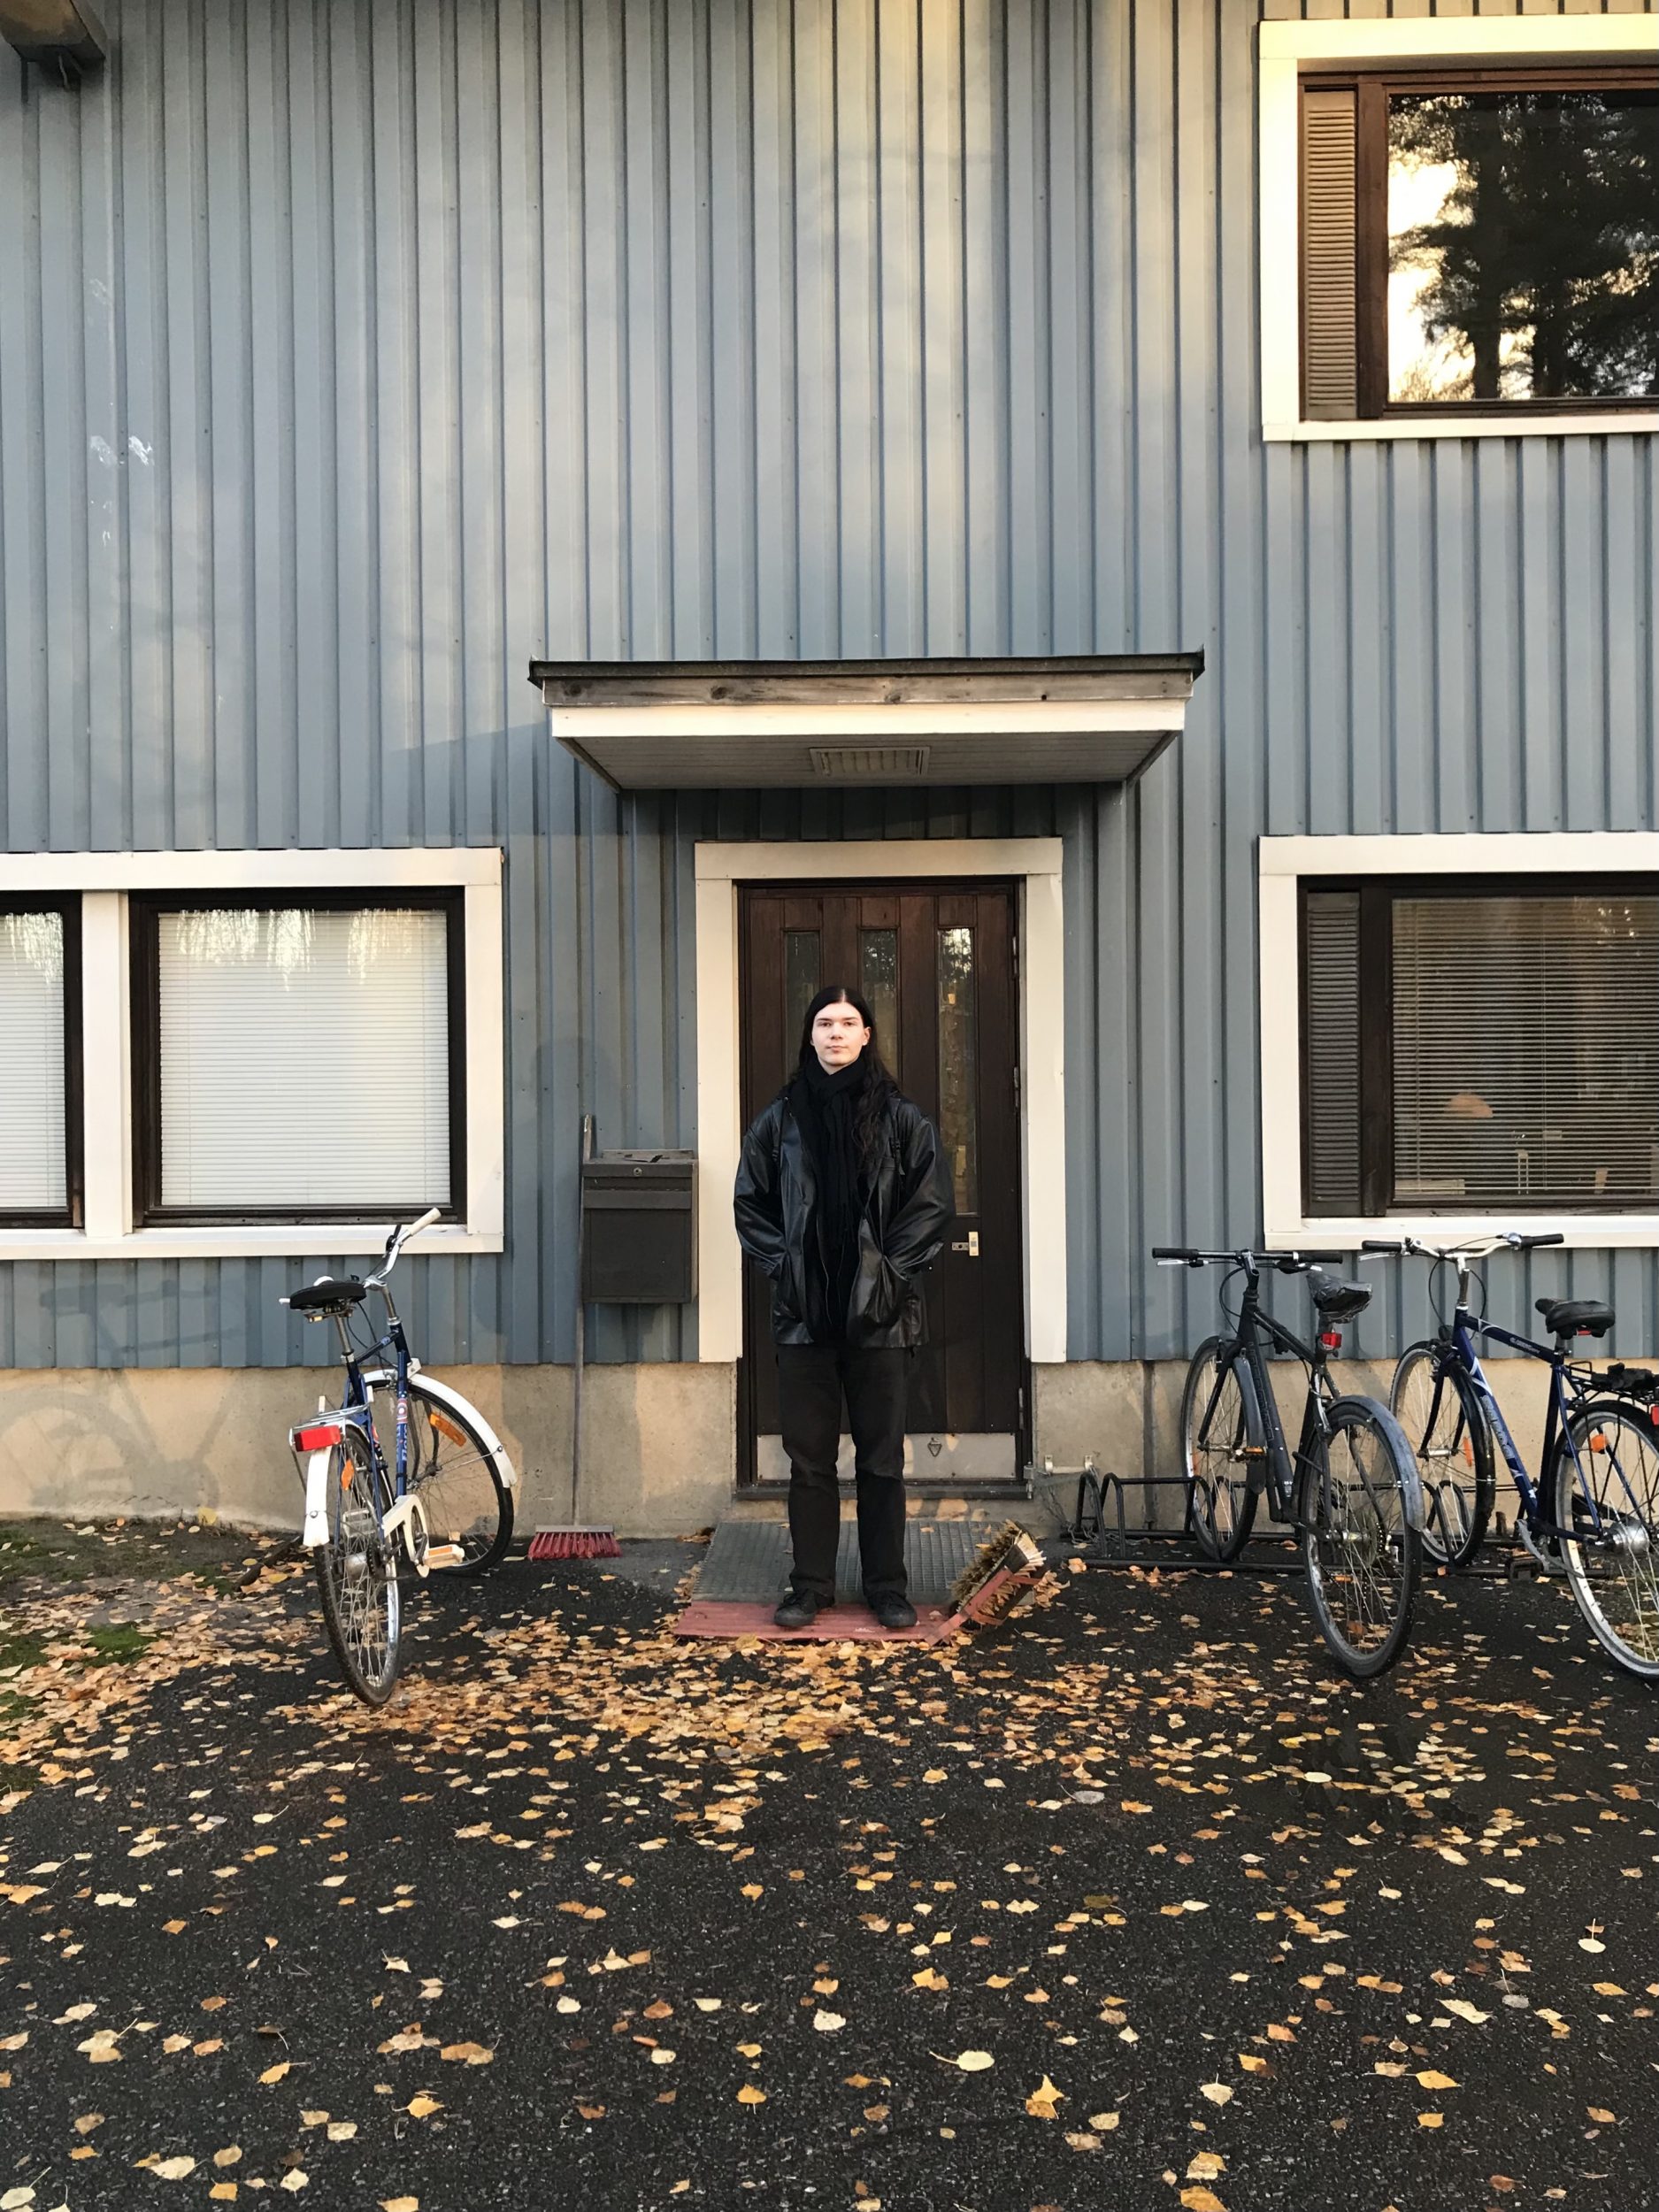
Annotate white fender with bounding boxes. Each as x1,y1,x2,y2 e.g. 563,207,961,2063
410,1369,518,1492
301,1449,333,1548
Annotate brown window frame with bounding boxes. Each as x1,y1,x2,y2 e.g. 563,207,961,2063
0,896,83,1230
1299,874,1659,1219
1300,62,1659,422
130,890,467,1228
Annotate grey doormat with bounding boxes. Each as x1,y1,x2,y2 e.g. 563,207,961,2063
694,1517,998,1605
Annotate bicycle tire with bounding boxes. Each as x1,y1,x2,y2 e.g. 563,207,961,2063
403,1379,514,1576
1549,1399,1659,1680
1300,1396,1422,1679
314,1425,403,1706
1181,1334,1260,1563
1389,1341,1494,1571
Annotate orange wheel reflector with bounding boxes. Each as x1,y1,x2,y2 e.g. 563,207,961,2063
1462,1437,1474,1467
429,1409,467,1447
1589,1432,1608,1454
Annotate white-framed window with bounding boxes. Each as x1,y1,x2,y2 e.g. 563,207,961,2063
0,850,503,1260
1260,834,1659,1250
1259,17,1659,443
0,901,80,1226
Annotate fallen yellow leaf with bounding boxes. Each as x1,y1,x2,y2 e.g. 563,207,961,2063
257,2062,290,2085
1180,2192,1227,2212
439,2042,494,2066
1587,2108,1617,2124
736,2085,767,2105
1086,2112,1122,2131
380,2200,419,2211
406,2096,441,2119
1238,2054,1269,2074
1417,2113,1445,2130
1025,2074,1064,2120
1416,2071,1459,2091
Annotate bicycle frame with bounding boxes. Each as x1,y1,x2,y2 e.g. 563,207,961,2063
1438,1304,1609,1547
1203,1269,1342,1532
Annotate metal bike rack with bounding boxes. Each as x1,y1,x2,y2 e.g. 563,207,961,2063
1025,1455,1308,1575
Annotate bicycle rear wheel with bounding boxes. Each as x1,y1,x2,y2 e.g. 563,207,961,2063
314,1425,402,1705
403,1379,513,1575
1181,1335,1260,1563
1390,1342,1494,1570
1301,1397,1421,1678
1550,1401,1659,1680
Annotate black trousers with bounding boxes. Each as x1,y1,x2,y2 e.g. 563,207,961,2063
776,1343,910,1603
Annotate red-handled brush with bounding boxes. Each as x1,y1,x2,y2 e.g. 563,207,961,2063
528,1116,620,1564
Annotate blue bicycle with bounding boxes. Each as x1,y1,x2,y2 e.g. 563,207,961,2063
281,1210,518,1703
1365,1232,1659,1681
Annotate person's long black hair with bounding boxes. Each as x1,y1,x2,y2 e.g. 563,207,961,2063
792,984,899,1176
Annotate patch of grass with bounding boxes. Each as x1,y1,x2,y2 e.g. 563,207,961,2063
0,1625,50,1673
0,1516,267,1594
83,1622,151,1664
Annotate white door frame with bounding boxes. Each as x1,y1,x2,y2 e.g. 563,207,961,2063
692,839,1067,1366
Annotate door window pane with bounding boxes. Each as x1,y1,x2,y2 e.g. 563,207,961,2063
154,906,452,1213
859,927,900,1083
0,911,66,1212
1387,88,1659,404
937,926,979,1214
784,931,821,1056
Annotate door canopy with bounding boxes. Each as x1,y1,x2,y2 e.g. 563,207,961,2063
528,654,1202,789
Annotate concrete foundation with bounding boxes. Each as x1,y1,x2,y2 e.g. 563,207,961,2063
0,1362,736,1539
0,1353,1619,1537
1033,1356,1589,1532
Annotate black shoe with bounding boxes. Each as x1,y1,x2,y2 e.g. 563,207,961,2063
869,1593,917,1632
774,1590,832,1630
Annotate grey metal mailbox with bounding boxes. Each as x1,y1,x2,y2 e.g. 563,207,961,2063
580,1150,697,1304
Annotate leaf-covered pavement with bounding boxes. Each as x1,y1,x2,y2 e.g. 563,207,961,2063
2,1521,1655,2211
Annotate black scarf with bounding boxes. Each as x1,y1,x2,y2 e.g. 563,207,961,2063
790,1052,870,1340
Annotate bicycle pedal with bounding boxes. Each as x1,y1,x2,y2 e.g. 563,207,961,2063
424,1542,465,1569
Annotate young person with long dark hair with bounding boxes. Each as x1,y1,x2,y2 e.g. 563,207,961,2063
733,987,954,1631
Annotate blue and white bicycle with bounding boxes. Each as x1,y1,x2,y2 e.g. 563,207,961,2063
282,1210,518,1703
1366,1232,1659,1680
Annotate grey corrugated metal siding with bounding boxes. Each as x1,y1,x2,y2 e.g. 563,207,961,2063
0,0,1654,1373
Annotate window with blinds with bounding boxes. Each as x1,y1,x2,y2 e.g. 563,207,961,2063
139,902,459,1221
1300,880,1659,1216
0,907,74,1221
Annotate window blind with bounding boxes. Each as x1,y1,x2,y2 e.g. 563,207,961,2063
157,908,451,1212
0,911,66,1212
1392,895,1659,1207
1301,85,1360,421
1302,891,1363,1216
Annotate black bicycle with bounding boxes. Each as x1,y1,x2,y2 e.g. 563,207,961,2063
1155,1247,1425,1678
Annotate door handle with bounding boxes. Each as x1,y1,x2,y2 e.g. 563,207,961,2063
950,1232,980,1257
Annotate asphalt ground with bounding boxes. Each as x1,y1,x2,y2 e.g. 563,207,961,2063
1,1520,1655,2212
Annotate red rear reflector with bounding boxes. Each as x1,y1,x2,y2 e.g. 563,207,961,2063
292,1421,342,1454
1319,1330,1341,1351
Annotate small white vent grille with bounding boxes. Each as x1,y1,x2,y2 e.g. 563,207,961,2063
809,744,931,779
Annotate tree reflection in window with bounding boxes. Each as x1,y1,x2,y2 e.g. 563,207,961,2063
1387,87,1658,404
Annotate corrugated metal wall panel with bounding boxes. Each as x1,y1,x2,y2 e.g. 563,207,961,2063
0,0,1653,1373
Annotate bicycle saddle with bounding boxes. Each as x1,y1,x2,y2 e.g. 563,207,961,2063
1308,1271,1371,1321
1535,1296,1613,1340
284,1276,367,1314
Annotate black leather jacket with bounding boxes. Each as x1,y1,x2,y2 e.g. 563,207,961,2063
733,1089,955,1348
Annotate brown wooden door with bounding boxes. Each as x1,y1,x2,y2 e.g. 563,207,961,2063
738,882,1024,1482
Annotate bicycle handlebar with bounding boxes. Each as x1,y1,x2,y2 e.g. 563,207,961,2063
1152,1246,1347,1270
365,1206,443,1289
1361,1231,1565,1263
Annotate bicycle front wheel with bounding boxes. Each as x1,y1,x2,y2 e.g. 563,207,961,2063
403,1380,514,1575
314,1425,403,1705
1301,1397,1421,1678
1390,1342,1494,1570
1181,1335,1260,1563
1551,1401,1659,1680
